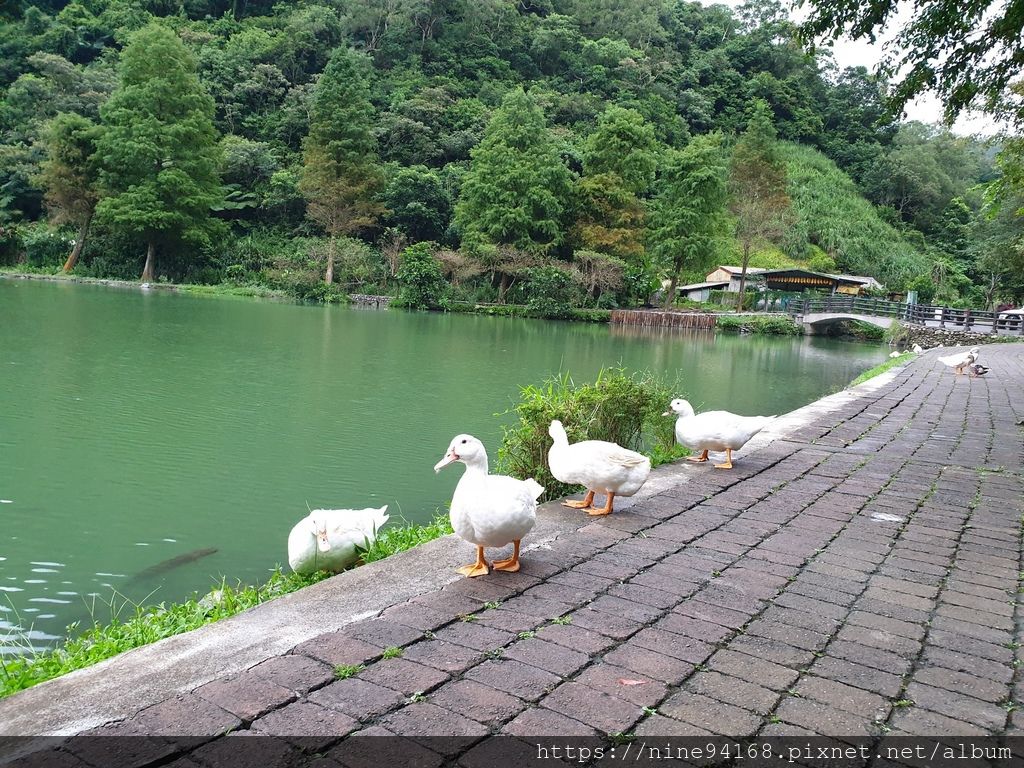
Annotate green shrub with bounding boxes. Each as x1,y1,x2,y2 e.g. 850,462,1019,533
522,265,576,319
396,242,447,309
21,224,71,268
496,368,686,502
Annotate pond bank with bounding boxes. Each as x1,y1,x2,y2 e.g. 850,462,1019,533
0,346,955,738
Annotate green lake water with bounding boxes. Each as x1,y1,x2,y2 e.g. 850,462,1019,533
0,278,886,651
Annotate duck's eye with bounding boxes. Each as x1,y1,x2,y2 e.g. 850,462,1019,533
460,439,467,444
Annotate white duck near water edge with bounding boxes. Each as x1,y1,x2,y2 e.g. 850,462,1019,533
664,398,776,470
547,419,651,516
287,506,389,575
434,434,541,577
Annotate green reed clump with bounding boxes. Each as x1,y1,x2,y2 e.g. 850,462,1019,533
716,314,802,335
497,368,687,502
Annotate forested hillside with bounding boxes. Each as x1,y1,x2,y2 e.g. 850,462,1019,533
0,0,1020,309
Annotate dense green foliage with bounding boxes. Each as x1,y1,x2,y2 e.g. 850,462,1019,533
0,0,1020,307
497,368,685,502
716,314,802,336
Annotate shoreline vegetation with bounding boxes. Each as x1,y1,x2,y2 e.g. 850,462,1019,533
847,352,914,387
1,368,686,698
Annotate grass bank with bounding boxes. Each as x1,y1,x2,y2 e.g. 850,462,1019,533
0,512,452,699
848,353,913,387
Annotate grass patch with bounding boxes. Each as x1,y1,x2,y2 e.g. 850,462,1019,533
716,314,803,335
0,568,331,699
334,663,365,679
848,353,913,387
359,511,454,564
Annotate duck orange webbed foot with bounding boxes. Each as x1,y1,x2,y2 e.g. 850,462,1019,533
713,448,734,470
491,540,522,572
587,492,615,516
686,449,709,463
457,546,490,577
562,490,595,509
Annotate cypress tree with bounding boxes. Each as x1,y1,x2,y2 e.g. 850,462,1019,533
95,23,223,283
299,46,385,285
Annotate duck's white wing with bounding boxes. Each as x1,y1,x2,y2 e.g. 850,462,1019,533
471,474,538,547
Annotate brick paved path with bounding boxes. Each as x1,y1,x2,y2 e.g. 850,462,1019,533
19,345,1024,764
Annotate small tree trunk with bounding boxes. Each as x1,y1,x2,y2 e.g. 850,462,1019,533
664,273,679,309
735,242,750,311
62,210,93,273
498,272,510,303
325,235,336,285
141,239,156,283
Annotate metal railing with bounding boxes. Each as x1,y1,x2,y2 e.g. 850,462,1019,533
786,296,1024,335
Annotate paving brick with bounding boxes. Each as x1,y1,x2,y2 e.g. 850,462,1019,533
674,598,752,629
250,655,334,694
888,707,989,736
808,657,903,698
793,675,890,719
633,714,715,737
654,612,733,643
535,622,615,655
498,594,576,621
587,595,663,624
292,633,382,667
502,707,599,737
401,640,483,674
194,671,296,723
378,704,489,753
428,680,525,725
541,682,644,734
903,682,1007,731
472,608,539,633
457,736,575,768
726,634,816,668
774,698,878,740
502,637,590,677
927,629,1014,664
659,691,761,738
432,621,515,652
356,658,449,696
128,694,241,737
251,702,357,748
190,734,310,768
464,659,561,702
745,618,831,652
602,644,694,685
825,640,913,675
707,649,799,691
910,665,1009,703
381,602,455,632
834,624,921,658
308,678,404,720
567,607,644,640
920,647,1014,684
573,662,667,707
329,732,444,768
685,670,779,715
342,619,423,649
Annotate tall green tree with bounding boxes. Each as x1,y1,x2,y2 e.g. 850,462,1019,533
35,112,102,272
574,106,659,262
95,23,223,282
728,99,791,309
454,88,572,278
299,46,385,284
647,134,729,308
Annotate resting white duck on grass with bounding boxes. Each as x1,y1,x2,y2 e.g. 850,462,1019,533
937,346,980,375
287,506,389,575
434,434,542,577
547,420,651,516
664,398,775,470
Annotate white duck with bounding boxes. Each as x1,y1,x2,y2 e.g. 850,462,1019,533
547,420,651,516
937,346,979,375
434,434,541,577
912,344,924,354
287,506,389,575
664,399,775,470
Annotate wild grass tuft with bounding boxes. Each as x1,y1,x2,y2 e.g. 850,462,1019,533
496,367,688,502
848,353,913,387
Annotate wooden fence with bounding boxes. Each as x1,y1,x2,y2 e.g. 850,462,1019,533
609,309,718,330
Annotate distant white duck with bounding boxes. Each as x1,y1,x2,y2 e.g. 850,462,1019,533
889,350,902,358
287,506,389,575
547,420,651,516
912,344,924,354
663,399,776,470
937,346,980,375
434,434,541,577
